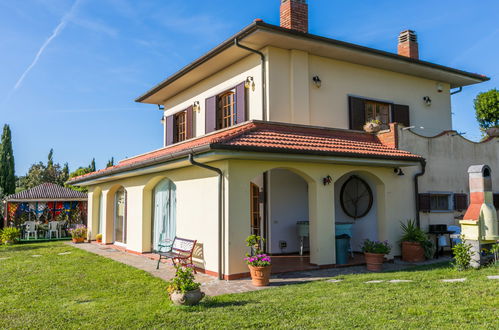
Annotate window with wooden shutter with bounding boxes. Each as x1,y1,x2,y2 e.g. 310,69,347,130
364,100,391,129
349,96,366,130
235,82,246,124
174,111,187,143
205,96,217,133
186,106,194,139
218,90,236,129
392,104,410,127
418,193,431,212
453,193,468,211
165,115,174,146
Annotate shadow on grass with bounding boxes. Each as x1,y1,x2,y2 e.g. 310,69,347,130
198,300,251,309
0,244,45,253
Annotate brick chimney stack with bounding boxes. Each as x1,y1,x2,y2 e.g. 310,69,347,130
397,30,419,59
280,0,308,33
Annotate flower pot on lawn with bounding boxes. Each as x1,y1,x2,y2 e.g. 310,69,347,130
401,241,425,262
364,253,386,271
169,288,205,306
248,265,272,286
72,237,85,244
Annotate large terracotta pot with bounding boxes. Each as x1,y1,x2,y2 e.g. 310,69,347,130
169,289,205,306
401,241,425,262
96,239,102,243
248,265,272,286
364,253,385,271
72,237,85,244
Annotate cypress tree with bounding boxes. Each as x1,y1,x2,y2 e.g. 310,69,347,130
89,158,96,172
0,125,15,195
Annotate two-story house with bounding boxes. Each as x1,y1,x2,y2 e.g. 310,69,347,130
69,0,497,280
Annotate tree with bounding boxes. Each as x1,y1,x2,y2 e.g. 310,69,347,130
0,124,15,196
17,149,69,190
66,167,92,192
474,89,499,131
89,158,96,172
106,157,114,168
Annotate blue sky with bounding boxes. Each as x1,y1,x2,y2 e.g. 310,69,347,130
1,0,497,175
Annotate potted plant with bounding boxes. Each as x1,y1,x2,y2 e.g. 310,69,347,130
244,235,272,286
399,219,434,262
69,225,87,243
361,239,391,271
96,233,103,243
0,227,21,245
363,119,382,133
474,89,499,137
166,265,204,306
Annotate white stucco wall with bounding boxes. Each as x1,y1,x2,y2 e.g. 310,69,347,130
398,129,499,229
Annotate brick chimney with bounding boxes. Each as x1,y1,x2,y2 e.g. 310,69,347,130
280,0,308,33
397,30,419,59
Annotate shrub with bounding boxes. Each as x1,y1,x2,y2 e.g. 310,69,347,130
399,219,434,259
166,265,200,294
474,89,499,130
0,227,21,245
452,239,474,271
96,233,103,241
244,254,271,267
244,235,271,266
361,239,391,255
69,225,87,239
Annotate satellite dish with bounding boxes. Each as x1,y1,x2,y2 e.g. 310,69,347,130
340,175,373,220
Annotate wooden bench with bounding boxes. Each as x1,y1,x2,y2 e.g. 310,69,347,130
156,237,197,273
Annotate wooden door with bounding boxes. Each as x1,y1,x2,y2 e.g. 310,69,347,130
250,183,261,236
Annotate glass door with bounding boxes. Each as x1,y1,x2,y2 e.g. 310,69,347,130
114,187,127,245
152,179,176,251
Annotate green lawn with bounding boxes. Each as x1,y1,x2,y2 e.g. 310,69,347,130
0,242,497,329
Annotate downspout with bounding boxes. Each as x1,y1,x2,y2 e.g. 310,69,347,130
414,159,427,228
450,87,463,95
188,154,225,280
234,38,267,121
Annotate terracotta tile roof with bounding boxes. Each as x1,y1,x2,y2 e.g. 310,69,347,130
5,183,87,201
69,121,423,184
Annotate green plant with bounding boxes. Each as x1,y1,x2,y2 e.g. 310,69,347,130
166,265,200,294
452,239,474,271
0,227,21,245
361,239,391,254
365,119,382,125
490,243,499,265
474,89,499,130
96,233,103,241
245,235,265,255
399,220,434,259
69,225,87,239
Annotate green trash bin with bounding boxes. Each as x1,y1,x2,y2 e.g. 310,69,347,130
335,234,350,265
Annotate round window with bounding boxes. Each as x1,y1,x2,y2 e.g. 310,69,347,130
340,175,373,219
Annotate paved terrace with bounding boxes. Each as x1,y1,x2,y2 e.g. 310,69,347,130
70,242,451,297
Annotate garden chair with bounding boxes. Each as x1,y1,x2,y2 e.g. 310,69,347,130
24,221,37,240
156,237,197,272
47,221,59,239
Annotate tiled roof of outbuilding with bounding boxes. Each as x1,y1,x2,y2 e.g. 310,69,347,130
4,183,87,201
69,121,423,184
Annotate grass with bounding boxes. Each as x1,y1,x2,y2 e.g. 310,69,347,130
0,242,498,329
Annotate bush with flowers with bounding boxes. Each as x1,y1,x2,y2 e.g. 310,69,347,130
69,225,87,240
361,239,391,255
244,254,271,267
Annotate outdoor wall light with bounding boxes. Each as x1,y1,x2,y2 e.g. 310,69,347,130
245,76,255,91
394,168,405,176
323,175,332,185
436,83,443,93
312,75,322,88
423,96,432,107
193,101,201,112
157,104,165,111
160,116,165,124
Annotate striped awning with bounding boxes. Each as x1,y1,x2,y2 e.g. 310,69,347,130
4,183,87,202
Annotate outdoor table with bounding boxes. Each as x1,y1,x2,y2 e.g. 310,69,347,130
427,230,454,258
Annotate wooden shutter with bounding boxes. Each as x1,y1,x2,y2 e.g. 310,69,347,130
165,115,174,146
186,106,194,139
205,96,217,133
348,96,365,130
493,194,499,209
392,104,410,127
418,193,431,212
235,82,246,124
453,193,468,211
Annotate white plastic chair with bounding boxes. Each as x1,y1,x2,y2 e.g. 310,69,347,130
47,221,59,239
25,221,37,240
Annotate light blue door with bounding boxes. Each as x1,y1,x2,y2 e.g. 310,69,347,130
152,179,176,251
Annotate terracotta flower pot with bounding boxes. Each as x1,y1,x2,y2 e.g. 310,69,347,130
401,241,425,262
72,237,85,244
248,265,272,286
96,239,102,243
169,288,205,306
364,252,385,271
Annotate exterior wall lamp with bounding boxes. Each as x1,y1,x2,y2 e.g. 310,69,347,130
423,96,432,107
394,168,405,176
245,76,255,91
193,101,201,112
312,75,322,88
323,175,332,185
160,115,165,125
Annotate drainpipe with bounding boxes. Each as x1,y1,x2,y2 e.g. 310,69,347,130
414,159,427,228
450,87,463,95
188,154,225,280
234,38,267,121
